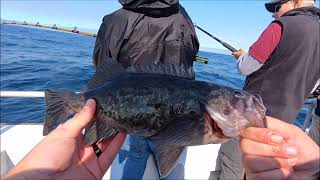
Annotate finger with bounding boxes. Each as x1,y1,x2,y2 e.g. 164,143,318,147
97,137,113,151
98,132,126,173
265,116,302,145
240,126,284,145
232,49,241,55
246,167,293,180
243,154,297,173
62,99,96,137
240,138,297,158
265,116,295,138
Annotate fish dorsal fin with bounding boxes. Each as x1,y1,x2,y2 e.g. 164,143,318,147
126,63,195,80
86,58,126,90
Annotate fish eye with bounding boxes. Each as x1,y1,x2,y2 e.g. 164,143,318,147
234,90,243,98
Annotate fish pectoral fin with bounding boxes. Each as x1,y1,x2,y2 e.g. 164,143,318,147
155,145,185,179
148,115,202,146
86,58,126,90
84,118,117,145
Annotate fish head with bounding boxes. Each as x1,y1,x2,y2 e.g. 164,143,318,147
202,88,267,139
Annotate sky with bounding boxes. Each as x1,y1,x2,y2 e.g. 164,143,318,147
1,0,318,51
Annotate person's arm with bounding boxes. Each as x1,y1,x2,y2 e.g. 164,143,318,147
2,99,126,180
232,22,282,76
240,116,320,180
236,52,264,76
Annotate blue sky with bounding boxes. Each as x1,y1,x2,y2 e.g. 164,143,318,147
1,1,318,51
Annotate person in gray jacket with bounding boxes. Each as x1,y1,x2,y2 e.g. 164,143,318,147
92,0,199,179
93,0,199,69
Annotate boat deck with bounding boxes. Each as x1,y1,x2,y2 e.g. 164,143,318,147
1,124,221,179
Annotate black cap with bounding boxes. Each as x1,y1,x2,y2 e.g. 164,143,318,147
265,0,291,13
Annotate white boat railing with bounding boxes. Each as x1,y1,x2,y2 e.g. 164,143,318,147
0,91,45,98
0,91,81,98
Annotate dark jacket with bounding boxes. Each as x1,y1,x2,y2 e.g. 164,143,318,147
118,0,178,9
92,1,199,70
244,7,320,123
316,98,320,116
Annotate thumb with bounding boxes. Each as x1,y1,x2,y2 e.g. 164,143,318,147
62,99,96,137
265,116,293,139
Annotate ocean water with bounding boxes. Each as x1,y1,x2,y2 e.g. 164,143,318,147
0,24,307,126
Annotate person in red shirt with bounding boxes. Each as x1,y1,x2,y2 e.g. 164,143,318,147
233,22,282,76
215,0,320,179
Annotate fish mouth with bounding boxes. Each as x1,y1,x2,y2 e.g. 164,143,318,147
202,103,242,138
252,94,266,113
243,95,267,128
202,95,267,138
202,106,227,138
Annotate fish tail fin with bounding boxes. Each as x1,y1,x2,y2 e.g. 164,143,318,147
43,90,84,135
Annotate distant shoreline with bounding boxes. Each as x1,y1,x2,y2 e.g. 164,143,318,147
1,20,230,55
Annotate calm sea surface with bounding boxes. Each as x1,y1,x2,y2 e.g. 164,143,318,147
0,24,307,126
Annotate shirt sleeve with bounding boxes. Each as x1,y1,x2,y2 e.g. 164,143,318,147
237,53,264,76
249,22,282,64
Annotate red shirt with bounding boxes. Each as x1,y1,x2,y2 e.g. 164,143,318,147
249,22,282,64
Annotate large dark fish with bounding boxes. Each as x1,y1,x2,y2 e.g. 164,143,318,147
43,60,267,178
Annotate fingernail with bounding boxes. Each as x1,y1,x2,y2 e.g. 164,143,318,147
84,99,94,108
286,147,297,156
271,135,283,144
287,158,297,166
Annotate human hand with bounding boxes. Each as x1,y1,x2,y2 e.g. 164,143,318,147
3,99,126,180
240,116,320,180
232,48,245,59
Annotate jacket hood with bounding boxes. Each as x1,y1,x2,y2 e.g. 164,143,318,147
118,0,179,9
282,6,320,18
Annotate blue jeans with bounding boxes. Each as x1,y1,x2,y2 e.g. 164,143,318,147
110,135,187,180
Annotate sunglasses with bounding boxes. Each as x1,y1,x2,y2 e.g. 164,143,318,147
273,0,293,13
274,4,282,13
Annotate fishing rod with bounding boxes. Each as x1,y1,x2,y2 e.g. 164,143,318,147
194,24,238,52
